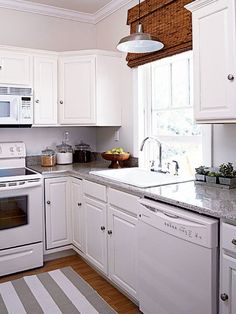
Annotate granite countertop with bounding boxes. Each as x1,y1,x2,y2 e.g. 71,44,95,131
28,161,236,221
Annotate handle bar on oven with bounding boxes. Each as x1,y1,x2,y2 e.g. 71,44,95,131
0,180,42,191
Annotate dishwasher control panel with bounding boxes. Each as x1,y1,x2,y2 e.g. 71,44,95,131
139,200,218,249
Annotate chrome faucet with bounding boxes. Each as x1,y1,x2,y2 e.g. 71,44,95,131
140,136,163,172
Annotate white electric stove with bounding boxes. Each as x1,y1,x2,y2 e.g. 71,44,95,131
0,142,43,276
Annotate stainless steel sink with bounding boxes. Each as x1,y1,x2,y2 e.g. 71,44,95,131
89,167,193,188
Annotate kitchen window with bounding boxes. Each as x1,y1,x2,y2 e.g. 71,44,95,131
138,51,212,176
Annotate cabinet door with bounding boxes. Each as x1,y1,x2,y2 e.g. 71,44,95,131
191,0,236,122
0,51,32,85
96,55,122,126
84,196,107,274
59,56,96,125
71,178,84,251
34,56,58,125
45,177,71,249
108,206,137,299
220,254,236,314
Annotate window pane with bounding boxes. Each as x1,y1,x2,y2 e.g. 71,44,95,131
161,141,202,176
172,58,190,108
151,109,201,137
152,64,171,110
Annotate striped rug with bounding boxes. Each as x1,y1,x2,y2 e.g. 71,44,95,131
0,267,117,314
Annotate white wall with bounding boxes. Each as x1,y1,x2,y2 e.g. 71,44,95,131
0,127,96,156
0,8,96,51
96,1,137,155
213,125,236,166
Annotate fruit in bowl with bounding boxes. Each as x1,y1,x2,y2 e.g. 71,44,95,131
105,147,125,154
102,147,130,168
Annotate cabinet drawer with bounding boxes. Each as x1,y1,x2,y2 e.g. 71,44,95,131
108,188,139,215
83,180,107,202
222,222,236,253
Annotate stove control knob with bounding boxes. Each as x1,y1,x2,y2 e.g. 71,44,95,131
10,147,14,152
16,146,22,153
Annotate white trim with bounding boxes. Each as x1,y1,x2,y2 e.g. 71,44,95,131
94,0,134,24
0,0,133,24
185,0,218,12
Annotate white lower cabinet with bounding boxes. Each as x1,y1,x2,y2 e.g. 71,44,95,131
83,180,138,299
71,178,84,252
108,205,137,299
220,222,236,314
45,177,71,249
44,177,138,301
221,254,236,314
83,196,108,275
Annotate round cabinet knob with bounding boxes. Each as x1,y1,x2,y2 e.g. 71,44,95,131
231,238,236,245
35,99,40,104
220,293,229,301
108,230,112,235
101,226,105,231
228,74,234,81
77,203,82,207
0,65,2,70
47,201,51,205
59,100,63,104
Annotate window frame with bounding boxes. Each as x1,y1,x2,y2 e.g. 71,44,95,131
136,51,213,170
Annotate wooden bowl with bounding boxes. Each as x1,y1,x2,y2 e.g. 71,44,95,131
101,152,130,169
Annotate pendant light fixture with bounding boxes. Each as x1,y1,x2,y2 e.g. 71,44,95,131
117,0,164,53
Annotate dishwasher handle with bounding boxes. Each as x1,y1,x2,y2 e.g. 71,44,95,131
163,212,179,219
140,205,204,228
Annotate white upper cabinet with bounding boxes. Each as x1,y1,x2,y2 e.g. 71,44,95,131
33,56,58,125
96,54,122,126
0,47,124,127
186,0,236,123
58,51,123,126
0,50,32,86
59,55,96,125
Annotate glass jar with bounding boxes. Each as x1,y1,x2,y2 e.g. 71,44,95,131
73,141,92,163
41,148,56,167
56,142,73,165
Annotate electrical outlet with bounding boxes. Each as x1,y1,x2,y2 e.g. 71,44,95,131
114,130,120,141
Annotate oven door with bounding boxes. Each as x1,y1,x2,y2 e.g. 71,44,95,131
0,183,42,250
0,95,20,124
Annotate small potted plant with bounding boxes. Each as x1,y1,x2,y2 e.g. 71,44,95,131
219,162,236,187
195,166,209,182
206,171,220,184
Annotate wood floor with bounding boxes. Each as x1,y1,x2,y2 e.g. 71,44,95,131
0,254,141,314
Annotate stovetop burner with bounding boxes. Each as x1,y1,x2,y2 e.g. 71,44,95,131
0,168,36,178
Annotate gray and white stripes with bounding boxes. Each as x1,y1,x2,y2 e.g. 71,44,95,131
0,267,116,314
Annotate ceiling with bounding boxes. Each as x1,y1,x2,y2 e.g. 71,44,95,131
24,0,113,14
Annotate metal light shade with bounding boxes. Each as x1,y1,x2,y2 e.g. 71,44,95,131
117,24,164,53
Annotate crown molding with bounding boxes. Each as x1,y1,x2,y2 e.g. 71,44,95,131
94,0,134,24
0,0,133,24
185,0,218,12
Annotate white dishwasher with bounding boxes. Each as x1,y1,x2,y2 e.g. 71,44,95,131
138,198,219,314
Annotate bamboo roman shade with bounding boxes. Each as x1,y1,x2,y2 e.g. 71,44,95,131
126,0,193,68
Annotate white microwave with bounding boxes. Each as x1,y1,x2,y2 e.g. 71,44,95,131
0,86,33,126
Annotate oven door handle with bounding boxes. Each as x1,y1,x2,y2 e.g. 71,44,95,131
0,180,42,191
